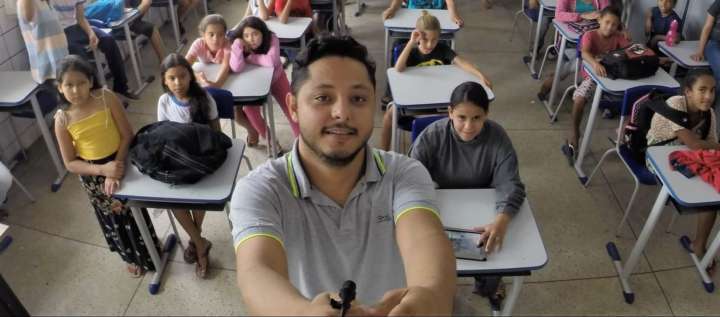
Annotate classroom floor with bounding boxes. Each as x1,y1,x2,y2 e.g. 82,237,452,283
2,0,720,315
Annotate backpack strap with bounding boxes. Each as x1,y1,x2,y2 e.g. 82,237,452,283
285,149,386,199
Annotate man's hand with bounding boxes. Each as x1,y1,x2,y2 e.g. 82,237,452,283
304,292,374,316
368,287,445,316
472,213,511,254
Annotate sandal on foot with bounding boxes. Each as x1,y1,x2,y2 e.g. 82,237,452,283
183,240,197,264
195,239,213,279
246,132,259,148
127,264,145,278
561,141,576,166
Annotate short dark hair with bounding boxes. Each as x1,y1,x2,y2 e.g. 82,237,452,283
56,55,102,109
290,34,376,94
599,4,622,20
449,81,489,113
229,16,274,55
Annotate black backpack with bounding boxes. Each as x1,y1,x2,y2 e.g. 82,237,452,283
600,44,660,80
129,121,232,185
624,90,711,164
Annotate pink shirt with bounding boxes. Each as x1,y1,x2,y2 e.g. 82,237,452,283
229,35,283,78
555,0,611,22
580,29,631,78
187,38,231,64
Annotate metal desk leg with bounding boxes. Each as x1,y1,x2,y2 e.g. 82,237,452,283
385,29,390,69
669,63,678,77
266,99,278,157
168,0,185,51
30,94,67,192
391,103,398,152
129,206,176,295
573,83,602,183
544,35,567,117
679,226,720,293
500,276,524,316
123,24,154,95
526,3,545,79
607,185,669,304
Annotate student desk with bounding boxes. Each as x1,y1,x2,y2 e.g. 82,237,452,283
106,8,155,95
192,63,279,157
544,20,580,119
526,0,557,78
0,72,66,192
658,41,710,76
574,62,679,183
437,189,548,316
113,139,245,294
607,146,720,303
383,8,460,69
387,65,495,152
237,17,312,52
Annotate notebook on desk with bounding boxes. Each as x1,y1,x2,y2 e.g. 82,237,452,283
567,20,599,34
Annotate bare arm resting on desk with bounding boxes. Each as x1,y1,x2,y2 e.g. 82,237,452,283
692,14,715,62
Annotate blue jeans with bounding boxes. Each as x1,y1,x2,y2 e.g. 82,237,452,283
705,40,720,135
205,87,234,119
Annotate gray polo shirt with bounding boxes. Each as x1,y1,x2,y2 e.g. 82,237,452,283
229,143,439,304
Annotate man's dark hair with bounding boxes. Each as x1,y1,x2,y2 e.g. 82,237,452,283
291,34,376,94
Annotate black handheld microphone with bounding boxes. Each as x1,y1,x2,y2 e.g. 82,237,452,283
330,280,356,317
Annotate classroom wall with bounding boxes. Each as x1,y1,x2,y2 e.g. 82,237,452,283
626,0,713,41
0,1,38,165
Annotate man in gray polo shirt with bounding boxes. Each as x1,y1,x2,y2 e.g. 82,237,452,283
229,34,456,315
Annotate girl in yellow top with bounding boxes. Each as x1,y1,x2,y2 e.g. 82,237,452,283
53,55,160,278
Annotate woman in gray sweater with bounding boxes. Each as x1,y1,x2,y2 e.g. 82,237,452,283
410,81,526,254
410,81,526,306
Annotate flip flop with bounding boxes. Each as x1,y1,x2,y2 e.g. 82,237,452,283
561,141,576,166
195,239,213,279
246,133,259,148
183,240,197,264
127,264,145,278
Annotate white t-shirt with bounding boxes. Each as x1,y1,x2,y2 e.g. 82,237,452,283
249,0,273,15
50,0,85,29
157,92,219,124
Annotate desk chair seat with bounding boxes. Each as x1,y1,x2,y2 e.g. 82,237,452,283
584,85,678,236
411,115,445,142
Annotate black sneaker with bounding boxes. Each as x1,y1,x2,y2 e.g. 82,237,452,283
118,90,140,100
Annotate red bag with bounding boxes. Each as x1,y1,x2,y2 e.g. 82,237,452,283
669,150,720,192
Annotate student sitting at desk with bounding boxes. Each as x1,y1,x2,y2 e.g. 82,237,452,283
53,55,159,278
536,0,615,102
409,81,526,304
117,0,166,64
229,34,456,315
243,0,272,19
645,0,681,65
50,0,140,100
380,10,491,151
561,6,629,164
646,69,720,274
158,53,220,279
230,16,300,153
186,14,259,148
383,0,463,26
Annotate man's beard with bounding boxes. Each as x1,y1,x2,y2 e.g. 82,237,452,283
299,133,367,167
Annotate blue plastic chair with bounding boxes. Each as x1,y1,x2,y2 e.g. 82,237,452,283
411,115,446,142
584,85,679,236
510,0,539,46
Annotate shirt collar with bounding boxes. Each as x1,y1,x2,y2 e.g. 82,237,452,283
289,140,383,199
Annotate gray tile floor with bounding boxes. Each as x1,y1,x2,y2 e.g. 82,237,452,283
2,0,720,315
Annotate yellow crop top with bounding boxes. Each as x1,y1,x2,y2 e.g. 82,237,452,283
64,92,121,161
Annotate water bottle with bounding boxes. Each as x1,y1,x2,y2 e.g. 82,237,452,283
666,19,679,47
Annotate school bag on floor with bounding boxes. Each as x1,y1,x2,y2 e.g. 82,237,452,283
624,90,711,164
600,44,660,80
129,121,232,185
